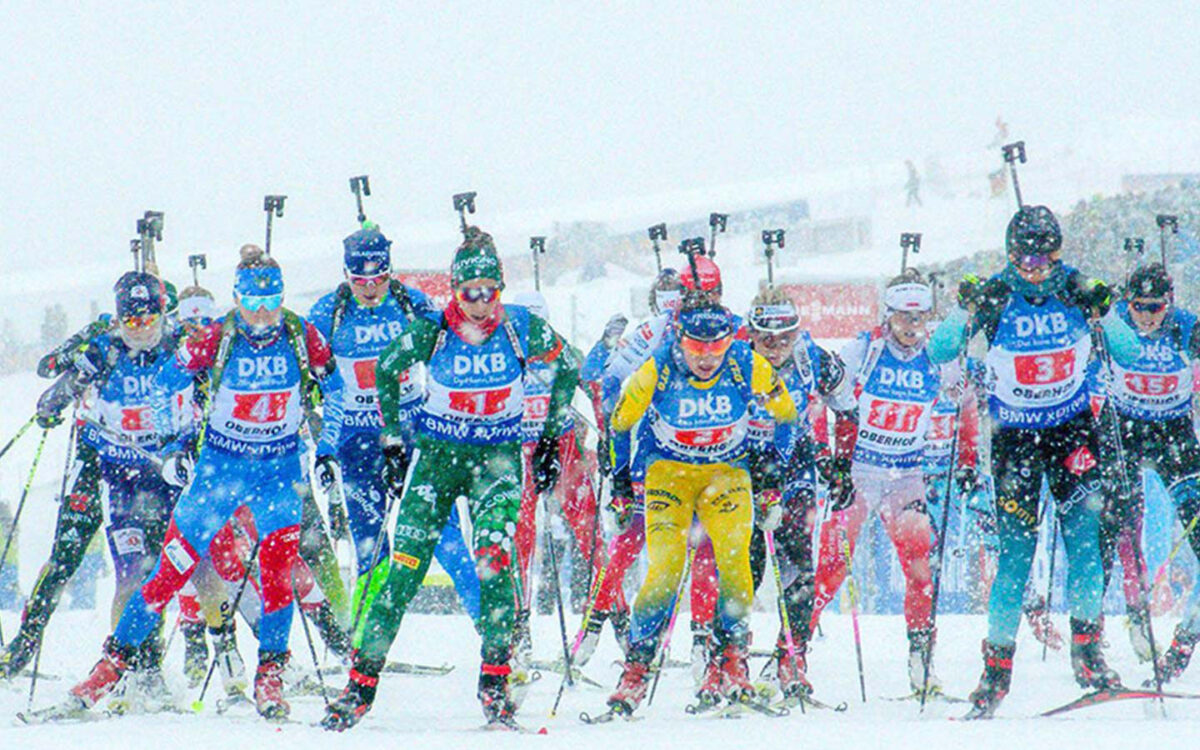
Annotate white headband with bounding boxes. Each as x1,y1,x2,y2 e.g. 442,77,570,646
883,282,933,313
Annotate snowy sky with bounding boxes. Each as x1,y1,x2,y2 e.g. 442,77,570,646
2,1,1198,280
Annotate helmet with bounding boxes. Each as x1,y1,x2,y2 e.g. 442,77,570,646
1006,205,1062,265
649,268,683,315
677,304,735,342
679,255,722,292
343,227,392,276
1127,263,1173,299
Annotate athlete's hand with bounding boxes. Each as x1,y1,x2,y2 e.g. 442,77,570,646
162,450,195,488
955,465,980,496
36,407,63,430
381,438,410,490
314,454,342,492
756,489,783,531
1081,278,1113,319
327,498,349,541
602,314,628,349
607,493,635,534
532,433,561,495
957,274,982,311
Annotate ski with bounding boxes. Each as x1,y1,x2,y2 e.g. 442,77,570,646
322,661,454,677
885,688,968,704
483,715,539,733
529,659,606,688
775,694,849,712
685,696,789,719
1041,688,1200,717
16,698,96,725
580,706,643,724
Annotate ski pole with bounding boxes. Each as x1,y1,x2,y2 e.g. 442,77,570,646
1041,515,1059,662
0,416,35,467
648,543,696,707
839,526,867,703
294,594,332,710
0,428,49,648
569,537,617,657
193,535,263,712
921,350,967,711
1151,512,1200,595
349,446,420,642
1093,325,1166,708
27,409,77,706
765,530,805,714
545,494,576,717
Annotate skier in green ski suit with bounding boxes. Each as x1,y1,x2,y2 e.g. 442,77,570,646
323,226,577,730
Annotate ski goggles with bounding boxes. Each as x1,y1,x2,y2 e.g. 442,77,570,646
1012,252,1057,273
679,333,734,358
456,285,500,304
120,313,161,330
238,293,284,312
751,329,799,350
348,272,390,287
1131,300,1168,313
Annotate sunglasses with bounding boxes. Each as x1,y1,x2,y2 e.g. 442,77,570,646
121,313,161,330
679,334,733,358
456,286,499,304
349,273,389,287
239,293,283,312
1132,300,1167,314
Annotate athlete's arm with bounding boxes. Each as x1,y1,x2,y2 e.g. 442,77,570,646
610,358,658,433
305,320,345,456
527,315,578,439
376,317,439,441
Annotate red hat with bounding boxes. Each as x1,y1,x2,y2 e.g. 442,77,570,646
680,255,722,291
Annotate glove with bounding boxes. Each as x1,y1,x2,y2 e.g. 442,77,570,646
957,274,982,310
36,409,63,430
607,493,635,535
602,314,629,349
822,456,855,512
314,454,342,493
381,439,410,490
954,465,980,496
756,489,783,532
162,450,195,488
1081,278,1113,318
532,433,561,495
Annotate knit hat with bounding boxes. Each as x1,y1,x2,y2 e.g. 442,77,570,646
344,227,392,276
451,226,504,288
114,271,165,318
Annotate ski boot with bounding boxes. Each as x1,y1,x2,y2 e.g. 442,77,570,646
509,610,535,709
307,600,352,660
690,623,713,691
1154,625,1200,685
1023,593,1063,651
1069,618,1121,690
321,654,384,731
1125,605,1154,663
907,627,941,696
608,659,651,714
70,637,136,708
181,621,209,688
254,650,291,720
575,609,609,666
771,637,812,698
212,622,248,698
965,641,1014,719
0,628,39,680
715,641,754,703
478,662,517,727
113,638,172,714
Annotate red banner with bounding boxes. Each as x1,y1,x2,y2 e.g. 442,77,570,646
776,282,879,339
394,270,453,309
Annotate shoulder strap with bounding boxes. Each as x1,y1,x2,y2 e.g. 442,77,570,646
207,311,241,400
855,333,887,388
282,310,317,407
389,280,417,323
501,314,528,374
330,283,353,338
